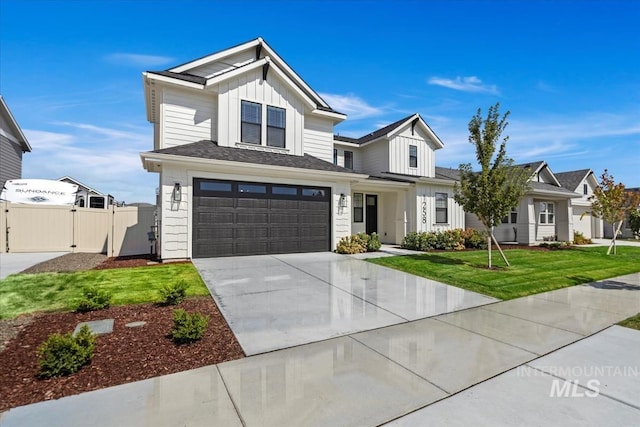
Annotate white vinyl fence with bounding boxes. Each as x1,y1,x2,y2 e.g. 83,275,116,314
0,202,156,257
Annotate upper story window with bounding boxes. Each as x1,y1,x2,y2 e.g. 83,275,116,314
241,101,286,148
539,202,555,224
344,151,353,169
241,101,261,144
333,148,338,165
267,106,286,148
435,192,448,223
583,183,588,195
409,145,418,168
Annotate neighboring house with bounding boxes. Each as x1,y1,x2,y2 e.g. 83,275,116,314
0,96,31,190
555,169,603,239
58,176,115,209
140,37,464,259
603,187,640,239
465,161,581,244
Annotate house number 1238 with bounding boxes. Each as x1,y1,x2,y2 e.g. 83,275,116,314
421,202,427,224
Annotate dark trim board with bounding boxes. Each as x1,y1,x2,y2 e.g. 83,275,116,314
192,178,331,257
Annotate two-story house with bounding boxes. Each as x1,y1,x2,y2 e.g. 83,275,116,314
0,96,31,190
555,169,603,240
140,38,463,259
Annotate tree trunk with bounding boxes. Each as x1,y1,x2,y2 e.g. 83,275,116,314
607,220,624,255
491,233,510,266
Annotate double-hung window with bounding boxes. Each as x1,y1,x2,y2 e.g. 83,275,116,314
344,151,353,169
241,101,286,147
353,193,363,222
267,106,286,147
241,101,261,144
333,148,338,165
409,145,418,168
539,202,555,224
435,192,448,223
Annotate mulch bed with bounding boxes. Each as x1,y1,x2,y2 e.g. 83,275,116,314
0,297,245,411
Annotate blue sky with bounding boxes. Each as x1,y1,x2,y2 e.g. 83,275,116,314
1,0,638,203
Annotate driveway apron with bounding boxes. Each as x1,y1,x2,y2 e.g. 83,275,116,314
192,252,497,355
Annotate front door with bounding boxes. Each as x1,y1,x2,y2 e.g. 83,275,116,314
366,194,378,235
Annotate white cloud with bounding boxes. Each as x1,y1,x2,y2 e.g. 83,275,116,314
428,76,499,94
21,122,156,203
105,53,174,67
536,81,557,93
319,93,384,119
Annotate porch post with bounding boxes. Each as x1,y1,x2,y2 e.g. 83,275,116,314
395,190,408,244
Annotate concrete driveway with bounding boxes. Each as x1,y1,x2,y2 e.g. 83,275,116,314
193,252,497,355
0,252,68,279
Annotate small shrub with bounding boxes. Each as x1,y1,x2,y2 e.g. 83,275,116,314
461,228,488,249
366,232,382,252
401,232,420,250
573,231,592,245
159,280,189,305
418,232,437,251
172,309,209,344
37,325,96,378
76,286,112,312
336,234,367,254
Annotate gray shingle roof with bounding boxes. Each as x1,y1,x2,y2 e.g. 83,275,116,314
333,135,360,144
529,181,580,196
357,114,416,144
555,169,591,192
435,167,461,181
516,161,545,172
149,140,356,173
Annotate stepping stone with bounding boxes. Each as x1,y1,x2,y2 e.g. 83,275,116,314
125,321,147,328
74,319,114,336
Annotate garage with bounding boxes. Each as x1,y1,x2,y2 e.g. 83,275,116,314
192,178,331,257
573,206,592,239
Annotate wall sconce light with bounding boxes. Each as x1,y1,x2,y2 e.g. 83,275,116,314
173,182,182,202
338,193,347,208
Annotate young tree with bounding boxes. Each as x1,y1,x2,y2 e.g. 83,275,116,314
629,209,640,239
589,171,640,255
454,103,530,268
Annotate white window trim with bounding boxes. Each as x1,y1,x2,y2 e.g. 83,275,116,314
539,202,555,225
240,99,287,149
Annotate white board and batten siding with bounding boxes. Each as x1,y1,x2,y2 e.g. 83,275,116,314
161,88,217,149
389,127,436,177
415,184,464,232
304,116,334,163
359,142,389,175
215,69,305,155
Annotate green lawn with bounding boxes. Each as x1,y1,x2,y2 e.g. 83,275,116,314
0,263,209,319
369,246,640,300
619,313,640,331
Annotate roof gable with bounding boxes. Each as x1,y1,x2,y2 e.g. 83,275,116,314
555,169,593,192
334,113,445,149
0,96,31,152
144,38,344,121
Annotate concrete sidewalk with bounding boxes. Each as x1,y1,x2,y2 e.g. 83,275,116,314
2,273,639,426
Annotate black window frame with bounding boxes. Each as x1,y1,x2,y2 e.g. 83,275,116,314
435,192,448,224
333,148,338,165
353,193,363,223
266,105,286,148
583,183,588,195
409,145,418,168
344,150,353,170
241,100,262,144
89,196,105,209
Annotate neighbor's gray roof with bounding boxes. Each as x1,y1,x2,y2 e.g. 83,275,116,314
148,140,355,173
147,70,207,85
516,161,545,172
435,167,461,181
529,181,580,196
555,169,591,192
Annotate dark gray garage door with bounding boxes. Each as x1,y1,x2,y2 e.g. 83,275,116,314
192,178,331,257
